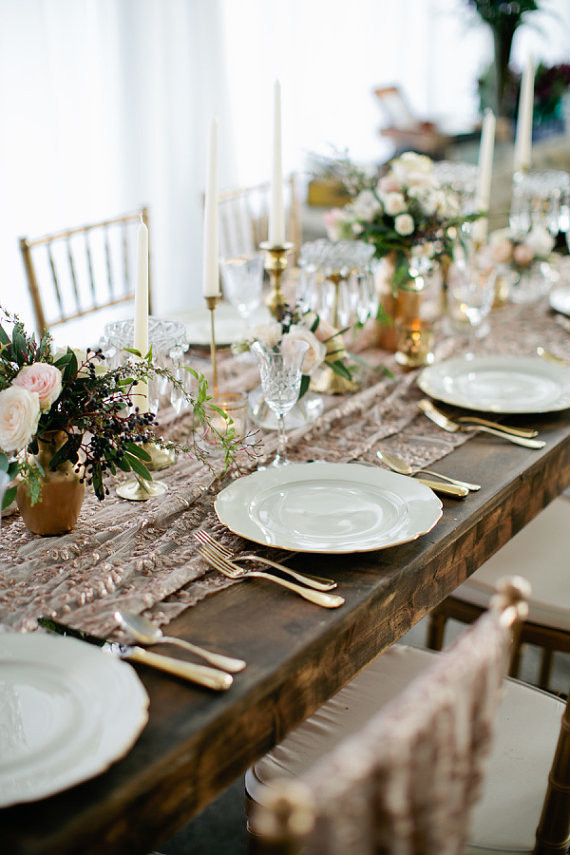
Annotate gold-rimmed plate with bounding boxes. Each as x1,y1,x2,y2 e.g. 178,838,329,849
215,462,442,553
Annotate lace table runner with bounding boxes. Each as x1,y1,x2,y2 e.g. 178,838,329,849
2,293,569,637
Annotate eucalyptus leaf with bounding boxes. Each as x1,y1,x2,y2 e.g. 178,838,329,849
2,485,16,510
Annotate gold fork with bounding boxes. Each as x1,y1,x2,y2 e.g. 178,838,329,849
195,542,345,609
193,530,337,591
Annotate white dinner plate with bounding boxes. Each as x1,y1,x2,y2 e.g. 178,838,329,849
0,632,149,807
417,355,570,414
175,303,271,346
214,462,442,553
549,285,570,317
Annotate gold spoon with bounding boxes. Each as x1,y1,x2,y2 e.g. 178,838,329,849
377,450,481,491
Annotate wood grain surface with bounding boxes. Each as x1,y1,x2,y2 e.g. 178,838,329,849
3,412,570,855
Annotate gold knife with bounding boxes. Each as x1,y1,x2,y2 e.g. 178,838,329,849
414,478,468,498
37,616,233,691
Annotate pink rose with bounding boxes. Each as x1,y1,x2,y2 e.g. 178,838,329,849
513,244,534,267
323,208,349,241
377,175,401,194
0,386,40,453
13,363,63,411
490,239,513,265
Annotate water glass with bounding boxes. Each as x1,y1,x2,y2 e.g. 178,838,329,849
446,257,496,343
219,254,265,321
251,339,309,466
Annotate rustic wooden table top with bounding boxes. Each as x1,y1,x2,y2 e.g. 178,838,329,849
3,408,570,855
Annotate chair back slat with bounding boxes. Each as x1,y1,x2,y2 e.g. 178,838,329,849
65,237,81,314
19,207,149,338
104,226,114,299
217,176,300,262
84,231,96,302
46,244,64,323
534,692,570,855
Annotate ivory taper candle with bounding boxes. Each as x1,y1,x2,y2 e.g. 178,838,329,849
133,215,149,411
202,117,220,298
514,57,534,173
269,80,285,246
473,109,496,243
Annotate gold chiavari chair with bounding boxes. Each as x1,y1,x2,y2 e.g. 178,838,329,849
426,494,570,692
218,175,302,264
247,578,569,855
19,207,150,341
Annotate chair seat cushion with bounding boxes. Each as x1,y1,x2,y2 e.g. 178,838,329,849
246,645,564,853
453,496,570,631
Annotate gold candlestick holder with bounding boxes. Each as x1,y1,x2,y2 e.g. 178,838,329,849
205,294,220,395
260,241,293,318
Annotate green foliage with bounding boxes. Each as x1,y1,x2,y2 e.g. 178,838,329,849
0,307,243,506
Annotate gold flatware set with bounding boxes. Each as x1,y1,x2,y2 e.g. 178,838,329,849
193,531,345,609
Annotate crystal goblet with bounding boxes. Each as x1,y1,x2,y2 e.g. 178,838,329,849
219,253,265,321
446,255,496,348
251,339,309,467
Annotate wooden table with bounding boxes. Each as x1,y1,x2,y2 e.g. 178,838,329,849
4,408,570,855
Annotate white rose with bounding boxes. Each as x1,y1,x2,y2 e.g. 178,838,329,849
349,190,381,223
251,322,282,348
524,226,555,258
394,213,415,236
0,385,41,454
383,192,407,216
284,326,326,375
391,152,436,188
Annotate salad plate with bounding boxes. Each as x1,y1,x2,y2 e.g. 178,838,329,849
417,355,570,414
0,632,149,807
214,462,442,553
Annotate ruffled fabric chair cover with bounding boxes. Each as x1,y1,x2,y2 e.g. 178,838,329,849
251,582,528,855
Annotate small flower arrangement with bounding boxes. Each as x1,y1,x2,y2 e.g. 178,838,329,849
0,309,238,510
233,303,353,398
488,225,555,270
323,151,480,290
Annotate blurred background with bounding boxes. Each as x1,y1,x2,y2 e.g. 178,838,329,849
1,0,569,328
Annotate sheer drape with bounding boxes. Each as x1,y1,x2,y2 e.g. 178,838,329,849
0,0,232,327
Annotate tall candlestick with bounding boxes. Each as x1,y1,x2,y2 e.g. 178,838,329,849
269,80,285,246
133,216,149,412
473,109,496,244
514,57,534,173
202,117,220,298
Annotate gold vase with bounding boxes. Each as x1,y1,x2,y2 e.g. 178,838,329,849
17,431,85,536
375,253,423,352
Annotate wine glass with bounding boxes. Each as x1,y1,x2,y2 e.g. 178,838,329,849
446,254,496,348
251,338,309,466
219,253,265,322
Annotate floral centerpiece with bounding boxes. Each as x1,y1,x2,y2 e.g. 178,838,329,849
323,151,479,292
233,302,354,397
487,225,557,302
0,310,239,532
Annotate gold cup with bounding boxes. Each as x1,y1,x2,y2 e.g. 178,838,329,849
395,318,435,369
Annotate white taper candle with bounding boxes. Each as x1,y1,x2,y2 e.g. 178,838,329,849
269,80,285,246
514,57,535,173
202,117,220,298
133,215,149,411
473,109,496,244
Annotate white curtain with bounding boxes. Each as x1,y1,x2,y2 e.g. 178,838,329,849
222,0,570,184
0,0,232,328
0,0,568,332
